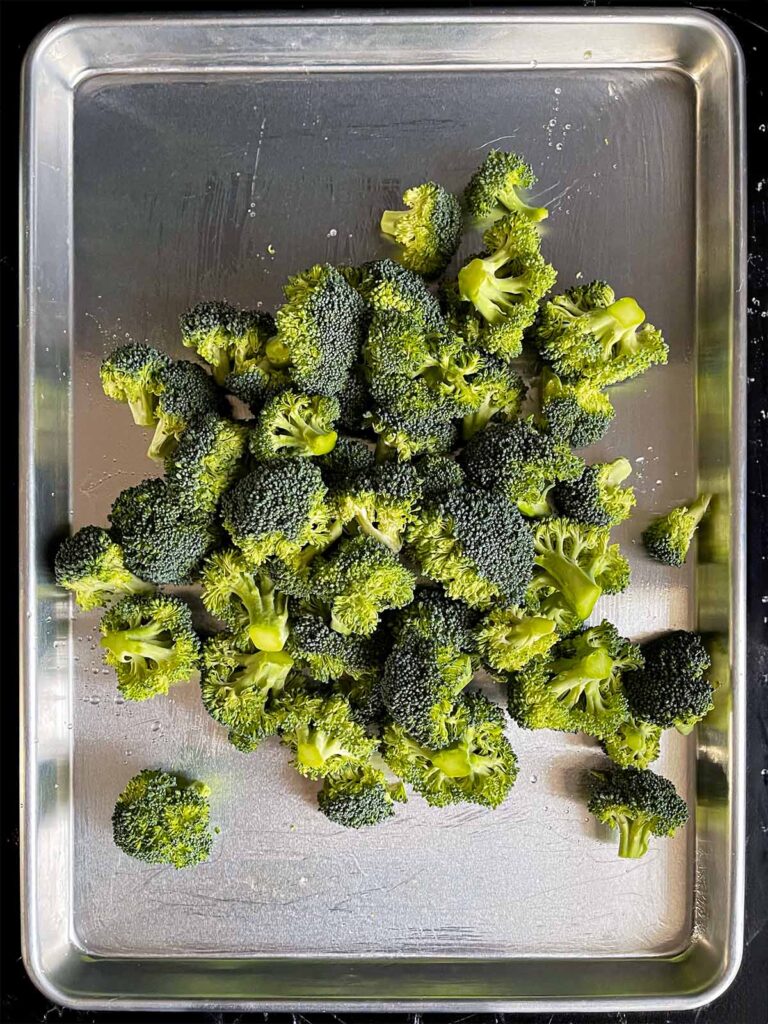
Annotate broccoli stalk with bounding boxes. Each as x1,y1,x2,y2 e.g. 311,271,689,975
249,391,339,460
202,549,290,652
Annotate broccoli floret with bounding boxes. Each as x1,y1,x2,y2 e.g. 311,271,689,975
112,769,216,868
335,366,371,433
475,606,558,673
623,630,714,734
109,478,216,585
380,181,463,277
587,766,688,859
148,360,222,460
391,586,480,656
265,265,367,397
311,535,415,635
99,344,171,427
355,258,445,331
164,413,247,516
507,621,641,738
179,301,276,385
368,406,458,463
382,691,518,809
463,149,548,224
439,277,531,362
412,454,464,501
334,461,422,552
642,494,712,567
201,548,290,652
461,356,527,440
318,436,376,490
460,418,584,517
200,632,294,749
535,281,668,386
408,484,534,609
54,525,152,610
287,612,380,682
317,764,406,828
526,517,630,629
602,717,662,770
279,691,377,779
249,390,339,460
224,363,292,414
538,368,615,449
99,594,200,701
220,460,330,565
553,458,636,527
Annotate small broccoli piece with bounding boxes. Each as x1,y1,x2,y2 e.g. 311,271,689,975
99,344,171,427
412,454,464,501
279,691,377,779
179,301,276,385
201,548,290,652
461,356,527,440
200,633,294,749
460,418,584,518
334,461,422,552
439,277,531,362
311,535,416,635
391,586,480,656
220,460,330,565
587,767,688,859
99,594,200,702
368,406,457,462
538,368,616,449
164,413,246,516
109,477,216,585
148,360,221,461
355,258,445,331
642,494,712,567
526,517,630,629
335,366,371,433
475,606,558,673
287,612,380,682
318,436,376,490
623,630,714,735
382,691,518,809
317,764,406,828
112,769,216,868
463,149,548,224
249,390,339,460
224,363,291,414
602,717,662,770
408,484,534,609
553,458,636,527
535,281,668,386
380,181,463,277
54,525,152,610
265,264,367,397
507,621,641,738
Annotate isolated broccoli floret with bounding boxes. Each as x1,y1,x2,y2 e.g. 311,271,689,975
180,301,276,385
249,390,339,460
311,535,415,635
623,630,714,734
201,548,290,652
412,454,464,501
553,458,636,527
526,517,630,630
317,764,406,828
200,632,294,749
380,181,463,277
368,406,457,463
602,717,662,771
538,368,615,449
109,477,216,585
99,594,200,701
408,485,534,609
356,258,445,330
334,461,422,552
642,494,712,567
265,264,367,397
475,606,558,673
54,525,152,610
461,356,527,440
279,691,377,779
99,344,171,427
535,281,668,386
148,360,222,460
220,460,330,565
382,691,518,808
112,769,216,868
318,436,376,490
164,413,246,516
507,621,641,738
463,149,548,224
287,613,380,682
587,767,688,859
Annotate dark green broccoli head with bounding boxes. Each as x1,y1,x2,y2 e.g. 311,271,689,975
287,612,381,682
356,258,445,331
412,454,464,501
224,363,291,414
279,691,377,779
333,461,423,552
334,366,371,433
642,494,712,567
553,458,636,527
391,586,480,655
538,369,615,449
201,548,290,652
318,436,376,490
148,360,222,460
623,630,714,733
180,301,276,385
475,605,558,673
99,344,171,426
587,766,688,859
463,149,548,223
380,181,463,278
368,405,458,462
54,525,152,611
602,717,662,771
249,390,340,460
164,413,247,516
317,765,406,828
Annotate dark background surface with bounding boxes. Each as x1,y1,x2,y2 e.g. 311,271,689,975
1,1,766,1022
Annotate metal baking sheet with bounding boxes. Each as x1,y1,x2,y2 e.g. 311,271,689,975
20,9,746,1012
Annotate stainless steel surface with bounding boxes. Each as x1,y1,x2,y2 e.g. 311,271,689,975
20,9,746,1012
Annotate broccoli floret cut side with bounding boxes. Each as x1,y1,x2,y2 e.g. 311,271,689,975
148,360,222,461
99,594,201,702
553,458,636,527
164,413,247,516
334,461,422,552
287,613,380,682
461,357,527,440
538,368,615,449
463,149,548,224
368,406,457,463
642,494,712,567
356,258,445,331
100,344,171,427
623,630,714,734
249,390,340,460
587,767,688,859
439,277,533,362
180,301,276,385
318,765,406,828
112,769,216,868
54,525,153,610
318,436,376,490
475,606,558,673
380,182,463,277
279,692,377,779
201,548,290,652
602,717,662,771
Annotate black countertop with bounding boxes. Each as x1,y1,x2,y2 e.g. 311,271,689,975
2,1,766,1022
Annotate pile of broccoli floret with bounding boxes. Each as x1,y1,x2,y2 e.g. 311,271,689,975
54,149,716,867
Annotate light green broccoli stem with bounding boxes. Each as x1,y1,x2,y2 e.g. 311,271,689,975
459,254,536,324
294,727,349,772
128,392,157,428
209,348,234,387
687,493,713,529
353,508,402,553
273,410,337,456
238,574,289,652
497,182,548,223
380,210,409,241
147,417,181,461
534,550,602,621
548,650,615,713
587,298,645,356
616,814,653,859
100,623,175,665
265,336,292,368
